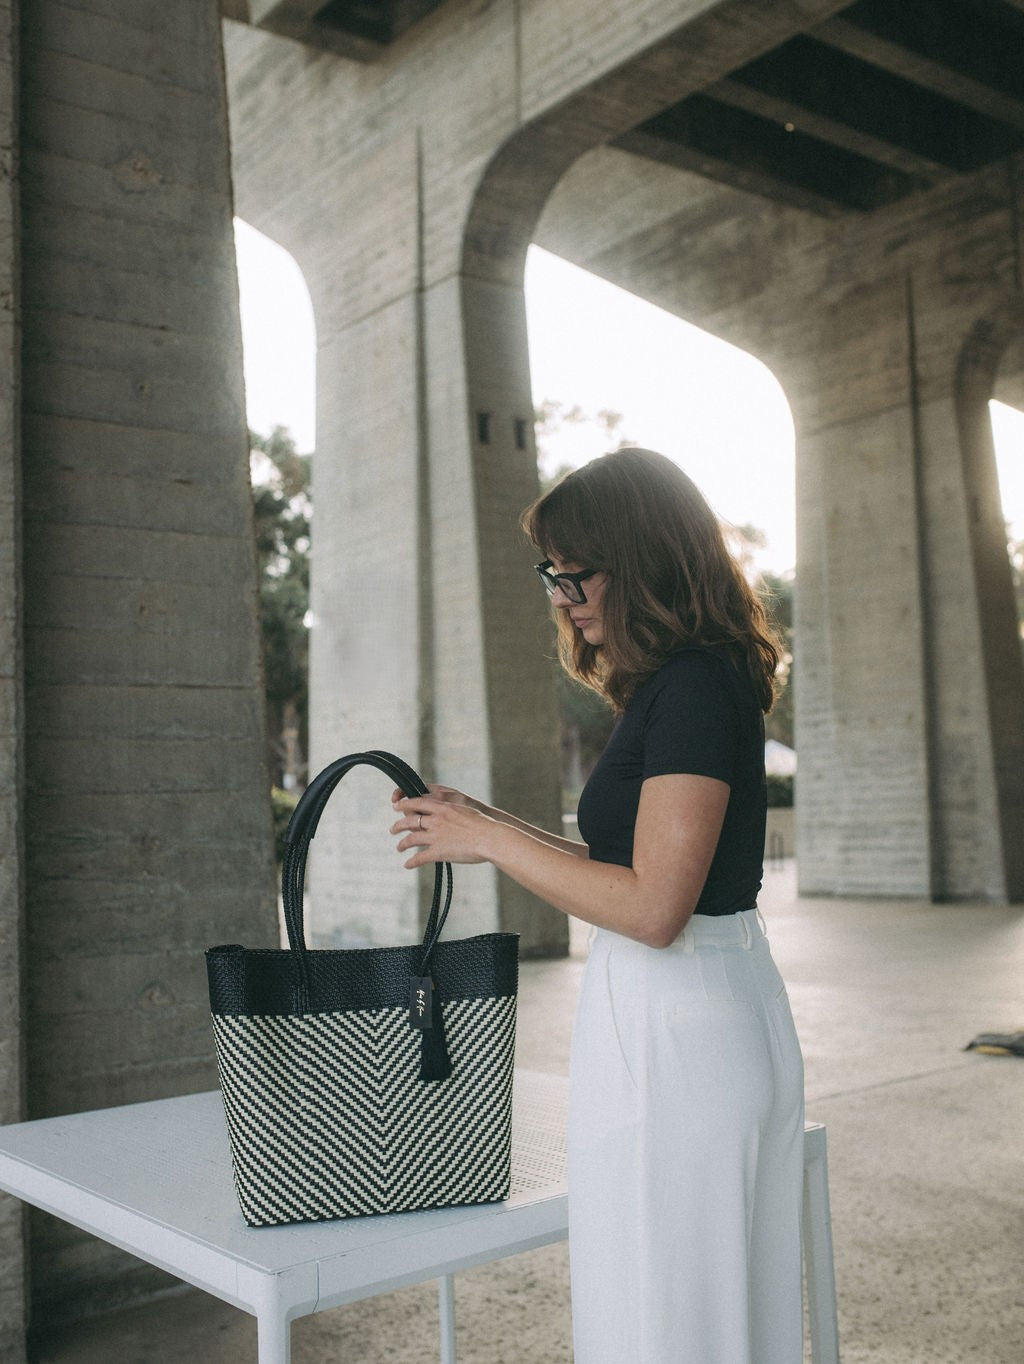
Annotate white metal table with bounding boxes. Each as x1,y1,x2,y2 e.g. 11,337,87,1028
0,1069,839,1362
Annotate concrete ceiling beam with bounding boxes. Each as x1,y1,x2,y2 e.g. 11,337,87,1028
706,76,947,182
811,15,1024,134
243,0,384,60
228,0,446,59
614,127,846,220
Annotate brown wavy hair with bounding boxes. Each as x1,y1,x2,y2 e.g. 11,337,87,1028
521,448,781,713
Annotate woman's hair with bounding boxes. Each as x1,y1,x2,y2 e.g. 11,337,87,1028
521,448,781,713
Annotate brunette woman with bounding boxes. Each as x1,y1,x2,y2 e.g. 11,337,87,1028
390,447,805,1364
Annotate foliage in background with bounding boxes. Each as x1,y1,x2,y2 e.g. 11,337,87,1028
251,426,312,791
762,570,794,749
731,523,793,749
270,786,301,864
1010,531,1024,640
534,400,633,484
766,774,795,808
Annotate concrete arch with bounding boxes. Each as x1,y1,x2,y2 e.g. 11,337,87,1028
234,219,317,453
221,0,1024,933
954,300,1024,901
219,0,851,955
449,16,809,951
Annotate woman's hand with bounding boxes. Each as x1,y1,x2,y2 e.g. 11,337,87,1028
390,783,484,814
389,794,498,868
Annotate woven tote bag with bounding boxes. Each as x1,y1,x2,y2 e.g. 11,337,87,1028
206,750,519,1227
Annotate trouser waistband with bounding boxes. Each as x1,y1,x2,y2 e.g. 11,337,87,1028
668,906,766,952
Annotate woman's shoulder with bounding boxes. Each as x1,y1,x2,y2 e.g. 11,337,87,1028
640,646,753,711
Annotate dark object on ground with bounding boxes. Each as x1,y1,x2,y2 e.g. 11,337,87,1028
964,1030,1024,1057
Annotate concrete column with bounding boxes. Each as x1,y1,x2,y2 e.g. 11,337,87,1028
299,128,564,952
795,260,1024,902
0,0,27,1354
793,312,933,895
19,0,276,1326
789,267,937,897
423,269,565,953
946,302,1024,900
305,256,428,944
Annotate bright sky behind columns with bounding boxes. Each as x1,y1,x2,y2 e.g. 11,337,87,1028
234,221,1024,574
524,246,795,572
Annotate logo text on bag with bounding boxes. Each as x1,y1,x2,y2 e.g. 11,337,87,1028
409,975,434,1030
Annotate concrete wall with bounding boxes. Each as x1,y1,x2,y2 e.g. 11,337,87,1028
535,148,1024,901
15,0,277,1328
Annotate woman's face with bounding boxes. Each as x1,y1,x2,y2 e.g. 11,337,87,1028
548,555,608,646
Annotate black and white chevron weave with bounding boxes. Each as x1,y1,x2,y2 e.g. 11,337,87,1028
212,992,517,1226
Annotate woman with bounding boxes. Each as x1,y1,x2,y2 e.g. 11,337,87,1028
390,448,805,1364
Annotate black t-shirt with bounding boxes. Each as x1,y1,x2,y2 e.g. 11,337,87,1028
576,647,766,916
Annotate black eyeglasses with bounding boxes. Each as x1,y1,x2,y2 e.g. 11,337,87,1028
534,560,601,606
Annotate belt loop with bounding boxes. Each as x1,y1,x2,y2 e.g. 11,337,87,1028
740,913,752,949
756,907,767,938
682,920,696,954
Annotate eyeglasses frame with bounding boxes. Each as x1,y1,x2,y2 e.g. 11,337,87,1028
534,559,601,605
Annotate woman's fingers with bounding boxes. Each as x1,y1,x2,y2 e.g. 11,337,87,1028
389,796,434,836
388,795,489,868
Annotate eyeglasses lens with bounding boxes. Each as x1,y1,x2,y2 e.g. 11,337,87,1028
535,562,590,605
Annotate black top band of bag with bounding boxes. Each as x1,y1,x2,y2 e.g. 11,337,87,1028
280,751,454,1016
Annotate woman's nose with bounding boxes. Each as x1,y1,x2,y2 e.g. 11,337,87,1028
549,583,574,608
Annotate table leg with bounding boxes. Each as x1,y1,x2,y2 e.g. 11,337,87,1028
438,1274,457,1364
257,1311,291,1364
803,1134,840,1364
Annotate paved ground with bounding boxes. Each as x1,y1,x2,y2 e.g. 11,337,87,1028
30,865,1024,1362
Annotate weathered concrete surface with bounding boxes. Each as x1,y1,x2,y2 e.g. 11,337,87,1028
16,0,277,1330
0,0,27,1356
26,871,1024,1363
535,148,1024,903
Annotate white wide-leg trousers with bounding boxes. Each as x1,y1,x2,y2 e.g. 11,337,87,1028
568,908,805,1364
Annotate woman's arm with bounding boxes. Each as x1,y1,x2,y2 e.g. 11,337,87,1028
398,784,590,859
391,773,729,948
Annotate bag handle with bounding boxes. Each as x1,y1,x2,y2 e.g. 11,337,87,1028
280,751,454,1079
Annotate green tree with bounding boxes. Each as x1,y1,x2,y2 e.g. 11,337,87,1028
729,525,794,747
534,400,633,485
1009,530,1024,639
762,570,794,749
250,426,311,791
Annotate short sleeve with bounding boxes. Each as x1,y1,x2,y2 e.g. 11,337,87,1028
640,652,742,785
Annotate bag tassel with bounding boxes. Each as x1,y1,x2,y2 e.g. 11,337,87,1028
419,982,452,1081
